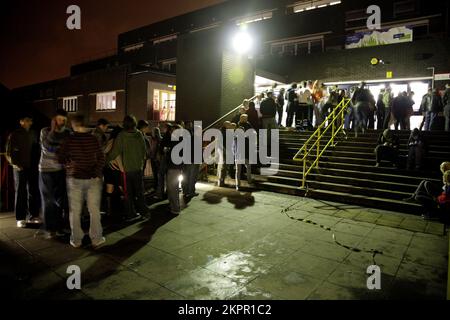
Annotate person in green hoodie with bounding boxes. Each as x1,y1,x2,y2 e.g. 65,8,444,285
107,115,149,221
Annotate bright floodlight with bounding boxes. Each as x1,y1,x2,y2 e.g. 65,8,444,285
232,32,252,54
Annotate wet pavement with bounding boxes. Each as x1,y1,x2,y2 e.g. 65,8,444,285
0,182,448,300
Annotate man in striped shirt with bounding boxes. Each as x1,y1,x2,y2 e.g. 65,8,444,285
58,114,106,248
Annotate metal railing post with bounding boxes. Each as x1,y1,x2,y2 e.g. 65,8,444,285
316,127,320,168
302,158,306,189
331,107,336,147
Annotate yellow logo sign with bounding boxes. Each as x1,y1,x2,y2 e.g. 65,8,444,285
386,71,393,79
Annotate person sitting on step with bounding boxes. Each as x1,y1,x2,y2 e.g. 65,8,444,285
403,162,450,220
374,129,400,168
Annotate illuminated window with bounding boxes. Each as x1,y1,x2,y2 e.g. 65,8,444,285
292,0,341,13
96,92,116,111
236,11,273,26
63,96,78,113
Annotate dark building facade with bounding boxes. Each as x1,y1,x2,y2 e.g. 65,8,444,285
11,0,450,126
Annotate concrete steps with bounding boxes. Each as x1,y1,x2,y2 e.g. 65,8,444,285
252,129,450,215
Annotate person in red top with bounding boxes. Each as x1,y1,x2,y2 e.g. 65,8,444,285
58,114,105,248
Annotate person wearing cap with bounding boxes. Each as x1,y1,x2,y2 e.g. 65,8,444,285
5,113,41,228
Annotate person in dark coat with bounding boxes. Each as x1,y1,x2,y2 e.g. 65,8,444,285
246,101,260,130
406,128,426,171
392,92,408,131
374,129,400,167
5,113,41,227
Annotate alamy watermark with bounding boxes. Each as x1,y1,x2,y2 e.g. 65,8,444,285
366,265,381,290
66,5,81,30
170,121,279,176
367,5,381,30
66,265,81,290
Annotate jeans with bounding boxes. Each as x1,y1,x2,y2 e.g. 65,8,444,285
344,106,353,130
13,168,40,221
123,170,148,217
285,103,299,127
167,168,181,214
383,107,392,129
444,105,450,132
413,180,441,214
394,115,407,131
277,106,283,126
354,102,370,134
407,146,425,170
39,171,68,232
236,161,252,188
156,156,167,198
217,148,229,184
376,107,385,130
150,159,160,189
66,177,103,246
375,145,398,165
261,117,277,130
428,112,439,131
183,164,200,196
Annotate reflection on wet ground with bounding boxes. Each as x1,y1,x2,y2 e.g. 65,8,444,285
0,183,448,300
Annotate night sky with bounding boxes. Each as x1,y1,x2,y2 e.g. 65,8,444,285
0,0,224,89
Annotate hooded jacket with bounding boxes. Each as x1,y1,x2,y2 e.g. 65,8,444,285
107,129,147,172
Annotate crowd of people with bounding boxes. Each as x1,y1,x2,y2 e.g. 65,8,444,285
5,110,202,248
243,81,450,136
5,81,450,246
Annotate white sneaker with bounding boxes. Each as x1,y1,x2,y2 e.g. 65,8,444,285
16,220,27,228
27,217,42,224
70,240,82,248
91,237,106,249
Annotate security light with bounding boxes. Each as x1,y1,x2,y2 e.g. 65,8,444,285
232,31,253,55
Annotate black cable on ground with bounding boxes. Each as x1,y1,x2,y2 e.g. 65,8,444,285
281,202,383,265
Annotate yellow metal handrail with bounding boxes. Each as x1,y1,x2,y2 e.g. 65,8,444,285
293,98,351,188
203,95,259,132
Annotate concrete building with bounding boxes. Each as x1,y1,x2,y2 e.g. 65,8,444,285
11,0,450,126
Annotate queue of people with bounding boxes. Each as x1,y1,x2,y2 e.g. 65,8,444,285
5,110,203,248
